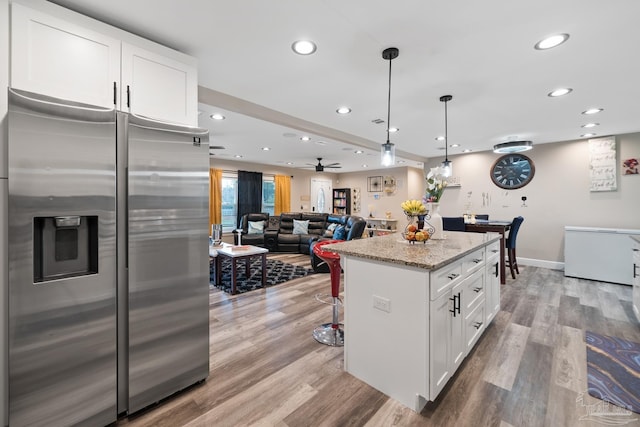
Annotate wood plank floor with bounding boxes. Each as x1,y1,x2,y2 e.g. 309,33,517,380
116,253,640,427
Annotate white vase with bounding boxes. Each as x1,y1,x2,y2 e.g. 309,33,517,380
428,202,444,239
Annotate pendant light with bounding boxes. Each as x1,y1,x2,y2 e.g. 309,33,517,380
440,94,453,177
381,47,399,167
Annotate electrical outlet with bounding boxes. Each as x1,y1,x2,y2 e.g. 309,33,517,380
373,295,391,313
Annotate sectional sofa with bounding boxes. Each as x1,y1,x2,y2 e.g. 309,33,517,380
235,212,366,255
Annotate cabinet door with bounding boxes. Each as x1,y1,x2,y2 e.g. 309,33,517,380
486,258,500,323
121,42,198,126
633,243,640,322
450,281,465,370
11,3,120,108
429,291,452,399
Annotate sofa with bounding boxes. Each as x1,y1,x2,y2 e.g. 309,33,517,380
235,212,366,258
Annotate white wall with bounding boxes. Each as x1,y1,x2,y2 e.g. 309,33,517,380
335,166,424,220
423,134,640,265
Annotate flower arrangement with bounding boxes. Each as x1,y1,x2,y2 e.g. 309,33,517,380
425,166,448,203
401,199,427,216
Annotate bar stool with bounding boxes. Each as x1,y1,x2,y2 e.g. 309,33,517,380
312,240,344,346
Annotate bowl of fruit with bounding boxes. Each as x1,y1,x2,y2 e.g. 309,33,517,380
402,224,430,244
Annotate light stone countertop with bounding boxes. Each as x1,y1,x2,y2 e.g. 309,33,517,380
323,231,501,270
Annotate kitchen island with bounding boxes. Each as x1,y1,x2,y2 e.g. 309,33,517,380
324,231,501,412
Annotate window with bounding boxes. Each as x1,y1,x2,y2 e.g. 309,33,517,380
220,172,276,232
262,176,275,216
221,173,238,232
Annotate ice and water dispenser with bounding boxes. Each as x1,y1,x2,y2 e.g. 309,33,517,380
33,215,99,282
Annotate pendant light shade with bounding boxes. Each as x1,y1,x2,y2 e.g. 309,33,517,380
381,47,399,167
440,95,453,178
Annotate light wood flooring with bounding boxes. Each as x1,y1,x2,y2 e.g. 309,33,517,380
117,253,640,427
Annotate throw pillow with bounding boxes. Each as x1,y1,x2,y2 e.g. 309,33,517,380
292,219,309,235
248,220,264,234
327,223,338,232
333,225,347,240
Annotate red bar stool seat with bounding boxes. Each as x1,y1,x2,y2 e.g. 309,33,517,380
312,240,344,346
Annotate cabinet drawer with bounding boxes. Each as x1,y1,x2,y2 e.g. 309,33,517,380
430,261,463,300
463,248,485,274
465,302,485,351
462,269,485,314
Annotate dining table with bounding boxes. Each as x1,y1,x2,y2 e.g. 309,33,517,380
464,219,513,284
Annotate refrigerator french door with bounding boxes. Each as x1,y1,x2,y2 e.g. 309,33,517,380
8,89,118,427
8,88,210,426
121,113,210,414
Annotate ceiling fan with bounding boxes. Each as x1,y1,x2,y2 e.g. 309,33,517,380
306,157,342,172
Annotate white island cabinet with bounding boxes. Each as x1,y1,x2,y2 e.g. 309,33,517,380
633,236,640,322
325,232,501,412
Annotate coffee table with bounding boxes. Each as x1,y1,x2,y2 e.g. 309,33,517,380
215,245,269,294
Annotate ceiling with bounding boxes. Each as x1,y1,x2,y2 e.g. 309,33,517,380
50,0,640,173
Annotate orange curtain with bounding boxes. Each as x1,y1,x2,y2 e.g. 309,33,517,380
209,168,222,233
274,174,291,215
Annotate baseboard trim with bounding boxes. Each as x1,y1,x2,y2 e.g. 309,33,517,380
519,257,564,271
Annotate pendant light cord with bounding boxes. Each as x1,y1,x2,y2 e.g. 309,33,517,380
444,98,448,161
386,57,392,143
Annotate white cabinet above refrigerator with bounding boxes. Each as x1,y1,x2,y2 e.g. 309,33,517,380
10,1,198,126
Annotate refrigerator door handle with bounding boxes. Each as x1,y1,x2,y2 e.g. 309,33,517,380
128,112,209,137
9,88,115,122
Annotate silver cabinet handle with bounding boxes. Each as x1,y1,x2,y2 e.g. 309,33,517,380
474,321,484,330
447,273,459,280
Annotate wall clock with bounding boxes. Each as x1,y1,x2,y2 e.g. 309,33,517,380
490,154,535,189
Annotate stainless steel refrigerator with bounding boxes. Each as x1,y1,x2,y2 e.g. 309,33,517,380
7,88,210,426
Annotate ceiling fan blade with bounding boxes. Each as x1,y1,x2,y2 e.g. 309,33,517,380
324,163,341,167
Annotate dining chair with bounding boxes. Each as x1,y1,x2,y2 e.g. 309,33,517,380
506,216,524,279
442,216,465,231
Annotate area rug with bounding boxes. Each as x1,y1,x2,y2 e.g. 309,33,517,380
585,330,640,414
210,258,315,294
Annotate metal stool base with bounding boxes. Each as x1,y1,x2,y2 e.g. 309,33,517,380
313,323,344,347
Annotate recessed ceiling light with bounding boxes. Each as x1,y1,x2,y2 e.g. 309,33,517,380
463,149,473,153
234,155,243,158
435,136,445,141
262,147,271,151
362,164,368,168
336,106,352,114
581,123,599,128
389,127,399,133
292,40,317,55
534,33,570,50
286,162,294,165
548,88,572,97
210,113,225,120
450,144,460,148
581,133,597,138
354,150,364,154
582,108,603,115
300,136,311,141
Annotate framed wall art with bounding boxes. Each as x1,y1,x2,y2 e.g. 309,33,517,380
368,176,382,192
